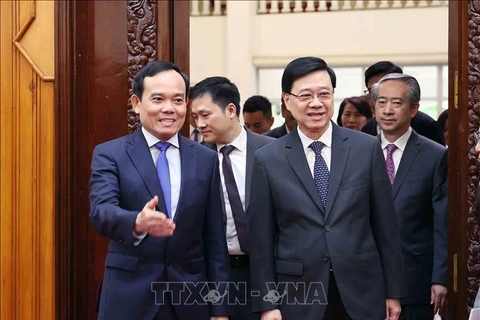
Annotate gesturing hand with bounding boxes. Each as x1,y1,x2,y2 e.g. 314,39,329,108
134,196,175,237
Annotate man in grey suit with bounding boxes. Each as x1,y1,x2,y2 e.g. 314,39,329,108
247,57,405,320
190,76,274,320
372,73,448,319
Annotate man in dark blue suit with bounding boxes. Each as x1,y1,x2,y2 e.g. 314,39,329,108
190,77,274,320
248,57,405,320
266,97,297,138
362,61,445,146
372,73,448,319
89,61,230,320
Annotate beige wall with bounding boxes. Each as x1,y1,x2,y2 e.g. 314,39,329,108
190,2,448,100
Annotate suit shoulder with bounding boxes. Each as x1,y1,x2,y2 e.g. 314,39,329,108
93,134,132,153
251,131,275,145
415,111,436,124
266,126,283,138
416,133,447,154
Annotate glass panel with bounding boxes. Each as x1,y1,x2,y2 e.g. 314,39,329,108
402,66,437,97
331,67,364,97
442,65,448,99
419,99,438,119
258,68,283,100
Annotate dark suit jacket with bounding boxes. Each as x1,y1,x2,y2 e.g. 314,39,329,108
205,128,274,230
389,131,448,304
89,129,230,320
362,111,445,146
266,123,288,138
247,124,405,320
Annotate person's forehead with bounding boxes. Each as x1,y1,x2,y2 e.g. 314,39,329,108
378,80,408,93
292,70,332,88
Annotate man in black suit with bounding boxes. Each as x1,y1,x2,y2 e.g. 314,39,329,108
248,57,405,320
361,61,445,146
266,97,296,138
190,77,274,320
372,73,448,319
243,95,275,134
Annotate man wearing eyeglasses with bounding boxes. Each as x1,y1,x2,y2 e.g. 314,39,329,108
247,56,405,320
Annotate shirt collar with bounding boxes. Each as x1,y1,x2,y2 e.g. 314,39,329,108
141,126,180,149
216,124,247,153
380,127,412,152
298,121,332,151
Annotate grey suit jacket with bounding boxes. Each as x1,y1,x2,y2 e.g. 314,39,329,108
247,124,405,320
389,131,448,305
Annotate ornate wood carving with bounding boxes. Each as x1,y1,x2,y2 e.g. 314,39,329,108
468,0,480,308
127,0,158,132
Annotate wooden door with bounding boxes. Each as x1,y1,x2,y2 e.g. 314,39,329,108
448,1,480,319
0,1,56,319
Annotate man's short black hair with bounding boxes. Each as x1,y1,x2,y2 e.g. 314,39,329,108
132,60,189,100
364,61,403,88
189,76,241,116
243,95,272,118
281,57,336,94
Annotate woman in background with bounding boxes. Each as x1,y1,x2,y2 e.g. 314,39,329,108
337,95,372,131
437,109,448,146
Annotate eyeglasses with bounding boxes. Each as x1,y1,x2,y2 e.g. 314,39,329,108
288,91,333,102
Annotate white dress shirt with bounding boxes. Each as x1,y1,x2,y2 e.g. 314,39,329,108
380,127,412,175
142,127,181,220
217,125,247,255
298,122,333,176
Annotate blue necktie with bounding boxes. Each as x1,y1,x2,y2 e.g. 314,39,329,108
155,142,171,218
309,141,330,209
220,145,249,253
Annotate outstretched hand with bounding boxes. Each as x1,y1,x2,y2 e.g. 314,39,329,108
134,196,175,237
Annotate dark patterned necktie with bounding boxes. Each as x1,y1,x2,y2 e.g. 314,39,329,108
385,144,397,184
309,141,330,209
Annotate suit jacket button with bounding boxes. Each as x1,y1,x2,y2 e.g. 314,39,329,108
325,225,331,232
323,255,330,262
166,260,171,266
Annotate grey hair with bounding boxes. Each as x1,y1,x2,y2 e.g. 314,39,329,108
370,73,421,106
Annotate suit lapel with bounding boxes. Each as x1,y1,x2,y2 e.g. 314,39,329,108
325,125,349,219
392,132,420,199
174,135,197,223
245,130,261,210
285,129,325,213
126,129,167,213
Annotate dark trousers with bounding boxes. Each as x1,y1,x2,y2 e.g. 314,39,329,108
229,264,260,320
399,304,434,320
153,294,178,320
323,271,352,320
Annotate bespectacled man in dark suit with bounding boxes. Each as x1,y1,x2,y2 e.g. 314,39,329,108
248,57,406,320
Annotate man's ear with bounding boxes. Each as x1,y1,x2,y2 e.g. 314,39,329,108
410,103,420,119
227,103,237,118
282,92,291,111
131,95,141,114
268,116,275,127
